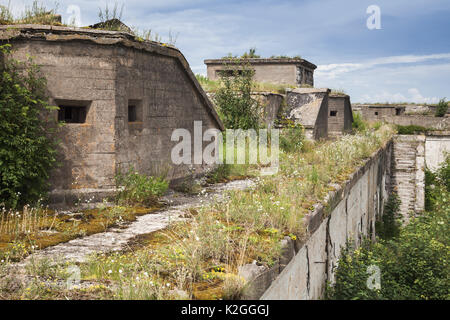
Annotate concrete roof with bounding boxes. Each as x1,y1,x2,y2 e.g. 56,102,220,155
204,57,317,70
291,88,330,94
0,24,225,131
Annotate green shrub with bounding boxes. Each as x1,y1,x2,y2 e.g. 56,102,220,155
436,153,450,191
425,154,450,211
425,168,439,212
214,65,260,130
376,193,402,240
352,112,367,132
435,98,448,117
396,124,429,135
206,164,232,184
279,122,305,153
328,159,450,300
0,44,58,208
115,167,168,207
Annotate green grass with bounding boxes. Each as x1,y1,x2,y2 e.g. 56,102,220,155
0,125,395,300
396,124,431,135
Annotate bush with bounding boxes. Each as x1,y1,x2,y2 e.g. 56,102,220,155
352,112,367,132
328,159,450,300
425,154,450,211
376,193,402,240
0,44,58,208
435,98,448,117
396,124,429,135
214,65,260,130
115,167,168,207
279,121,305,153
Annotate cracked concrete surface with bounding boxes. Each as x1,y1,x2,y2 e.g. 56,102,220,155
18,179,255,265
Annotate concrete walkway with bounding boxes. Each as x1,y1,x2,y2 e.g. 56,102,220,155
18,179,255,265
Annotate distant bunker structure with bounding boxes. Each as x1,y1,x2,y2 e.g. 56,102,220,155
284,88,330,140
205,58,316,87
327,94,353,137
0,25,224,206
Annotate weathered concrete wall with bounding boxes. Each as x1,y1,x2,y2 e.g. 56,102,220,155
388,116,449,130
114,48,219,183
425,131,450,171
0,25,223,206
285,88,329,140
391,132,450,218
328,95,353,137
245,140,394,300
353,104,449,130
252,93,284,129
391,135,425,219
205,58,316,87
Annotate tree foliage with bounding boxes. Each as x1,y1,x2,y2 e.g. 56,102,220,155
214,66,260,130
0,44,58,208
435,98,448,117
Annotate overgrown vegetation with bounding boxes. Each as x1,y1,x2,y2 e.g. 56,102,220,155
279,120,305,153
0,124,395,300
214,66,260,130
0,44,58,208
0,0,62,26
97,2,124,31
375,193,402,240
330,89,347,96
327,155,450,300
435,98,448,117
115,167,169,207
396,124,431,135
352,112,367,133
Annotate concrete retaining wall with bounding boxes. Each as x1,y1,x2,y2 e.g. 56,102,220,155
391,132,450,218
239,140,394,300
425,132,450,171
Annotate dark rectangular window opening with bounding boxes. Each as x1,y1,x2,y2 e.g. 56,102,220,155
330,111,338,117
128,100,143,123
395,108,401,116
58,106,87,123
375,112,379,116
128,105,137,122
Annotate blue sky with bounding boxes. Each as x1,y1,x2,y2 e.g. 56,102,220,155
3,0,450,103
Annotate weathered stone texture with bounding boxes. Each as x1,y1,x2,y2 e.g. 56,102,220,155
328,95,353,137
0,25,223,206
392,135,426,219
285,88,329,140
251,93,284,128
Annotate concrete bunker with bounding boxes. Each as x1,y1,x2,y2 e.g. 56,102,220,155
205,58,317,87
0,25,224,207
284,88,330,140
328,94,353,137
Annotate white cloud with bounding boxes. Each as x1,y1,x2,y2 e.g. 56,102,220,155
360,88,440,104
316,53,450,79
